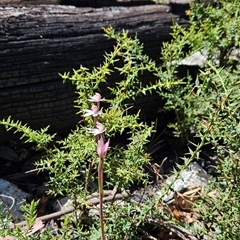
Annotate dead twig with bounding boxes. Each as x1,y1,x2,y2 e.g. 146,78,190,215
14,190,130,227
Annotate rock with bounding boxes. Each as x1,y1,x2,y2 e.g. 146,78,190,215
130,162,209,205
178,48,240,67
0,178,31,223
179,50,208,67
161,162,209,203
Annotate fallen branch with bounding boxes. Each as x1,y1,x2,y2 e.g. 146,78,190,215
14,190,130,227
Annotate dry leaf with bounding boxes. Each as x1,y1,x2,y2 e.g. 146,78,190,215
174,188,202,212
172,208,181,221
207,189,217,199
0,236,16,240
27,218,44,236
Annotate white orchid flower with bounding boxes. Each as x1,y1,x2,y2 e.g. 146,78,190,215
83,104,102,117
88,93,105,102
86,122,106,136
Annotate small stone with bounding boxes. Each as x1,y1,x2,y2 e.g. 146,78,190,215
179,50,207,67
160,162,209,203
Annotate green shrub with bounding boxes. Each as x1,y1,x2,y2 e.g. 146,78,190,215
0,0,239,239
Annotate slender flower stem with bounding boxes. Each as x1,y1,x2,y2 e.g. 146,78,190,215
98,157,106,240
93,115,98,128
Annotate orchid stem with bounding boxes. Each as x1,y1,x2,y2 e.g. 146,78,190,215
98,157,106,240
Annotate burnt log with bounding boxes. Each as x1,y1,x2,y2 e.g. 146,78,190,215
0,4,189,142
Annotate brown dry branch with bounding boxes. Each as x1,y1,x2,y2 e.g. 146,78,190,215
13,190,130,227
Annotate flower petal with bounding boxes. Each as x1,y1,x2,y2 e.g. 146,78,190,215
88,93,104,102
104,138,110,154
97,136,110,158
97,136,104,157
83,109,94,117
83,105,102,117
91,104,99,113
96,122,106,133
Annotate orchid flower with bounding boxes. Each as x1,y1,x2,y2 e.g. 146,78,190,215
86,121,106,136
83,104,102,117
84,94,108,240
97,136,110,158
88,92,105,102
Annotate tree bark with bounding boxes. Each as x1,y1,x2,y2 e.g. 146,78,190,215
0,4,189,141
